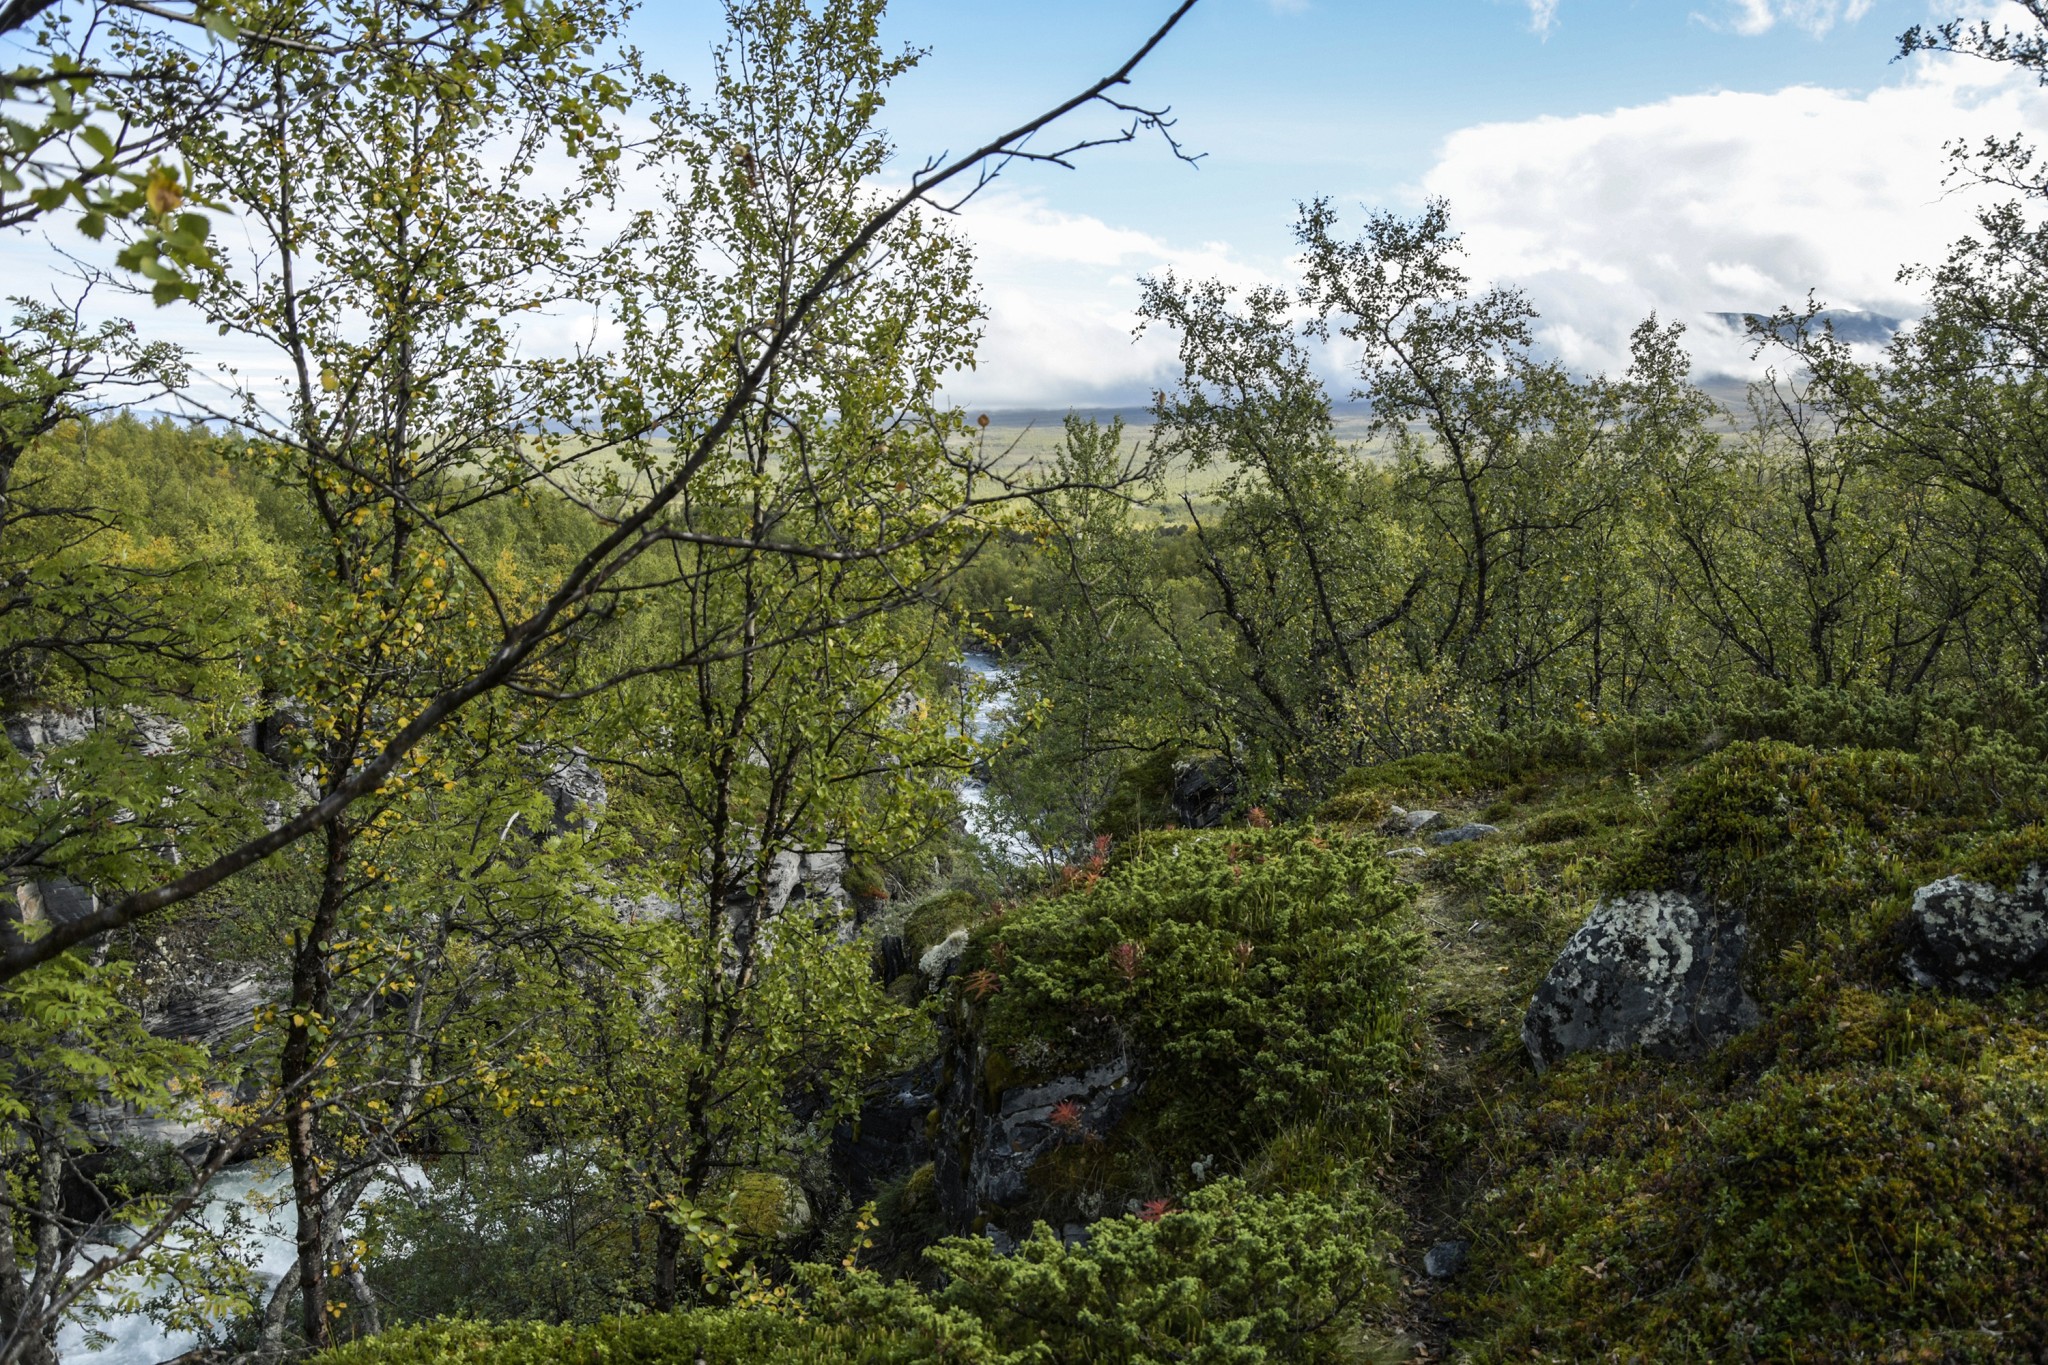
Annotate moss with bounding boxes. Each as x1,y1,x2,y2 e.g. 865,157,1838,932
1334,750,1495,803
1517,809,1589,844
1450,1022,2048,1361
843,860,890,902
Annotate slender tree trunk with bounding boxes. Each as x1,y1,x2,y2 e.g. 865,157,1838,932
281,818,350,1351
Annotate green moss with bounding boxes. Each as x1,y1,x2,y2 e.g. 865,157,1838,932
1333,750,1495,803
1450,1022,2048,1361
1315,788,1390,825
1096,748,1180,839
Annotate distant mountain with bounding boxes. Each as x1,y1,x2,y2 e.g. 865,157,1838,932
1710,309,1904,346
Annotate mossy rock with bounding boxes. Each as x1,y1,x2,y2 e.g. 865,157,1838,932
1453,1030,2048,1360
1315,788,1390,825
900,890,985,960
1096,748,1180,840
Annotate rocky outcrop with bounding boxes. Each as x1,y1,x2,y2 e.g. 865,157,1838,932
1903,868,2048,994
1523,890,1758,1072
918,929,968,986
934,1040,1141,1227
536,746,607,835
1170,758,1237,829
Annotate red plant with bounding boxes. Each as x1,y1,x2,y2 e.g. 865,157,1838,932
1246,806,1272,828
963,968,1002,1001
1048,1099,1086,1135
1108,940,1146,981
1137,1198,1175,1223
1232,939,1254,969
989,940,1011,969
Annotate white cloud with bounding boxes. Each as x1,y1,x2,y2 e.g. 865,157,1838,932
942,190,1285,408
1694,0,1876,37
1414,53,2048,379
1527,0,1561,36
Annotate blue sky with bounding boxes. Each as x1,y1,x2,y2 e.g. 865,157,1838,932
634,1,2046,406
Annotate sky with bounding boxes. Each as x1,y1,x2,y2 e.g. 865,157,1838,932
7,0,2043,415
632,0,2048,408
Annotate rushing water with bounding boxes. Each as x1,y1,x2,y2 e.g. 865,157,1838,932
54,1164,296,1365
955,650,1037,866
47,651,1029,1362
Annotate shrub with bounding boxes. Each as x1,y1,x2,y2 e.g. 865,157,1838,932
321,1183,1396,1364
1331,751,1494,803
968,826,1420,1162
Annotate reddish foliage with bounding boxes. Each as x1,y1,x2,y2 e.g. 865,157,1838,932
1048,1099,1085,1134
1137,1198,1175,1223
1232,939,1254,969
1108,940,1146,981
1246,806,1271,828
963,968,1002,1001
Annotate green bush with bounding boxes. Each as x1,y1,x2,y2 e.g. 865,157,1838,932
321,1182,1394,1364
968,826,1420,1162
899,889,985,960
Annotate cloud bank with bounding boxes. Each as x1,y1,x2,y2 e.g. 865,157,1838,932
1418,54,2048,379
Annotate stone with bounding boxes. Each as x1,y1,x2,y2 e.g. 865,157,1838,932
918,929,969,984
1386,847,1429,859
1383,806,1448,837
1170,757,1238,830
1430,823,1499,846
1903,869,2048,994
1423,1240,1469,1279
1522,890,1758,1072
964,1056,1140,1210
1061,1222,1093,1248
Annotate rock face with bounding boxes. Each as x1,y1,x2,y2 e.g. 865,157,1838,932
1169,758,1238,829
1903,869,2048,994
1522,890,1758,1072
828,1058,941,1203
934,1043,1141,1226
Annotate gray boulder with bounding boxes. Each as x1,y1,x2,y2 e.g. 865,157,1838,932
537,746,607,835
1382,806,1448,837
1423,1240,1469,1279
947,1055,1140,1213
1430,823,1499,846
1522,890,1758,1072
1903,869,2048,994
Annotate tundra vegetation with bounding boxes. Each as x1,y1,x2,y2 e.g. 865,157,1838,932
2,1,2047,1363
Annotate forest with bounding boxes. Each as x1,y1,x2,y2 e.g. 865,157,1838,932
1,0,2047,1361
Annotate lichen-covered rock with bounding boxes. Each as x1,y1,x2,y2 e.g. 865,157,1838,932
1903,869,2048,994
1430,822,1499,846
918,929,968,985
1523,890,1758,1072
